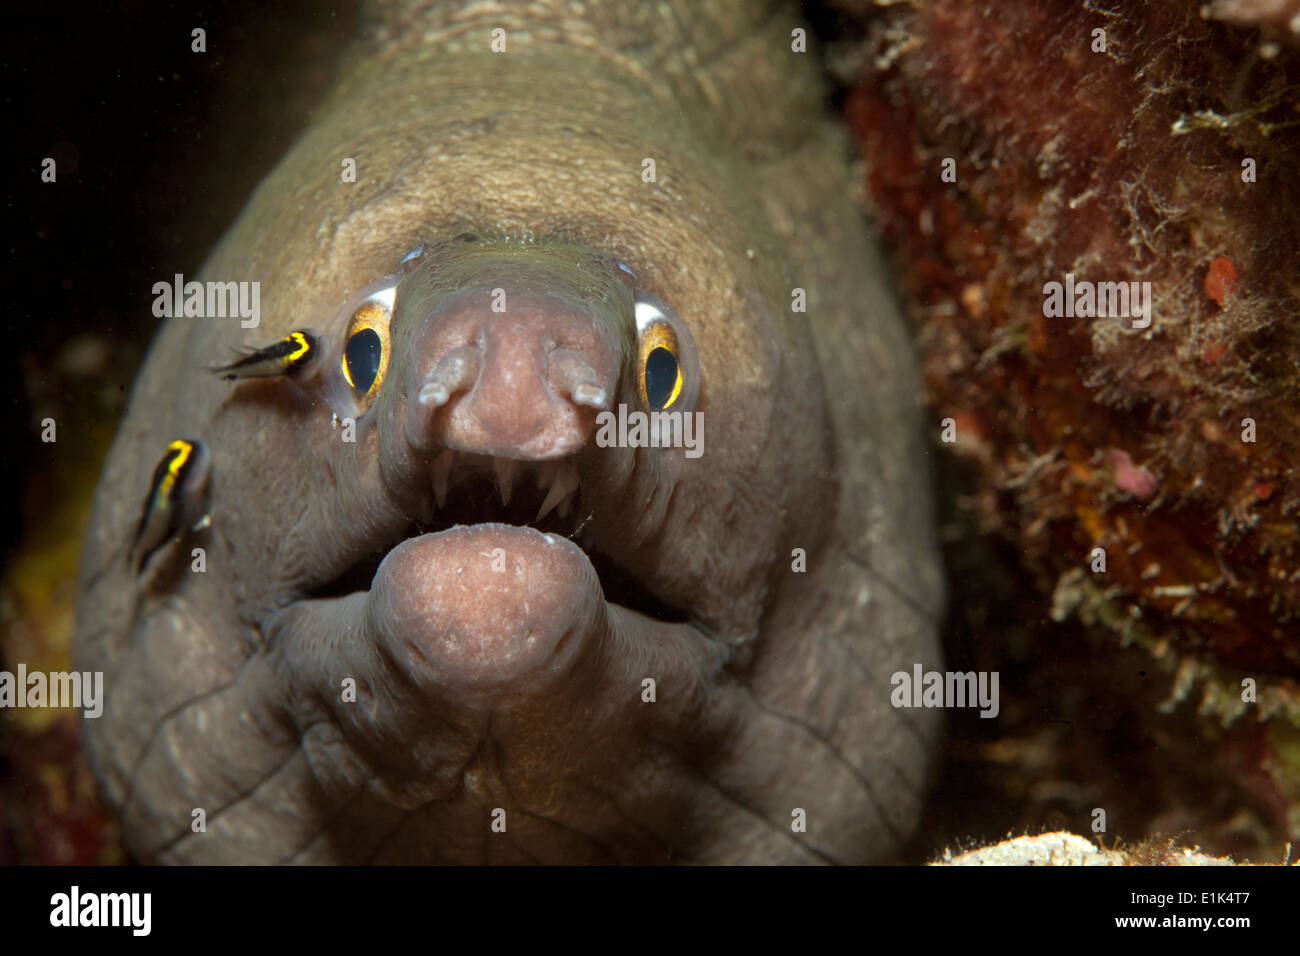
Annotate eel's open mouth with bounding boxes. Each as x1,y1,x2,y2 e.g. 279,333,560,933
312,450,688,625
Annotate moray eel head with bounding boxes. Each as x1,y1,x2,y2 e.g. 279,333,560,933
306,236,714,721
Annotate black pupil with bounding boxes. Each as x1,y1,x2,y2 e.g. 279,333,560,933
645,347,678,411
345,328,382,394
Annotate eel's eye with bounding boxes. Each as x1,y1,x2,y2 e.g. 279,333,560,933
638,324,683,412
634,291,699,415
340,293,393,408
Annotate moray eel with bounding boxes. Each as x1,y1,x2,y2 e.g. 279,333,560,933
74,0,943,864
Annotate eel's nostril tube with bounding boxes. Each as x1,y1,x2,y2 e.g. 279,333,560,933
405,344,481,454
417,346,480,408
548,349,608,410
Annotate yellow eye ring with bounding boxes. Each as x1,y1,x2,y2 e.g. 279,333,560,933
637,322,683,412
340,297,392,408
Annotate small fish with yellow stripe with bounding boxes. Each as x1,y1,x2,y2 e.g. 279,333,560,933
210,330,321,381
131,438,211,573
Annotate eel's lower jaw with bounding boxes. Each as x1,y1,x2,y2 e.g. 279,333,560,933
263,521,732,863
372,524,605,707
294,448,700,707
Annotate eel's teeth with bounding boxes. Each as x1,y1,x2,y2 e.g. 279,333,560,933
536,461,580,522
433,450,456,509
536,480,566,523
493,456,517,506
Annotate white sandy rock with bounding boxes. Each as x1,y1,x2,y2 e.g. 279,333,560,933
933,832,1236,866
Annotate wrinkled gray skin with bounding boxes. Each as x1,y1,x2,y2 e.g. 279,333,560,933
74,0,943,863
